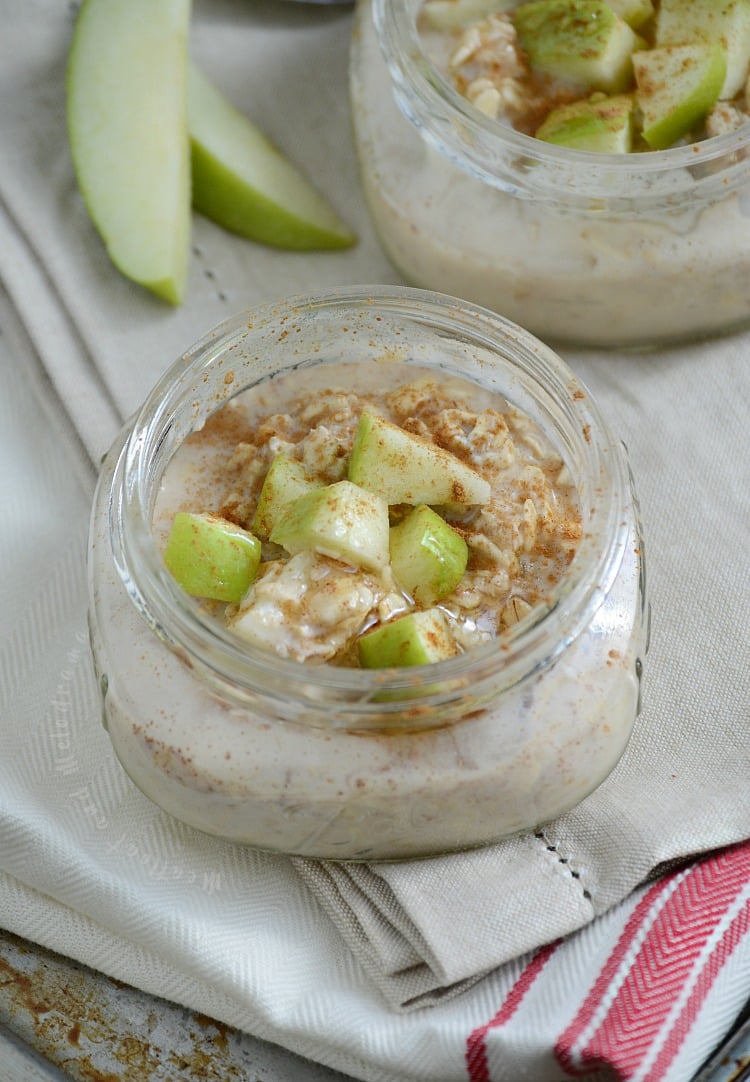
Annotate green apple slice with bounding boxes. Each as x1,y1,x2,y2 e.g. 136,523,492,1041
421,0,515,30
269,480,390,572
535,94,635,153
189,67,355,251
163,512,261,603
389,505,468,605
513,0,640,93
606,0,654,30
252,454,318,541
358,609,460,669
656,0,750,100
634,43,726,150
66,0,191,304
348,412,490,506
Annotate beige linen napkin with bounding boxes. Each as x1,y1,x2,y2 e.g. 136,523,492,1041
1,0,749,1026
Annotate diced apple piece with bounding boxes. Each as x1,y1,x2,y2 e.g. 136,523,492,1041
656,0,750,100
66,0,191,304
269,480,390,572
389,505,468,605
513,0,640,93
535,94,635,153
188,67,355,251
634,43,726,150
358,609,460,669
348,412,490,506
252,454,318,541
606,0,654,30
421,0,515,30
163,512,261,603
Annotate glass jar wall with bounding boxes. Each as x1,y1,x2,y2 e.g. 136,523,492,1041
88,287,648,860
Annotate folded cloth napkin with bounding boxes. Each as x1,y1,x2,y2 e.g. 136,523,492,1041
1,1,749,1081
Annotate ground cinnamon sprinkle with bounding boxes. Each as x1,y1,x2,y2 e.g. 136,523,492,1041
156,364,581,665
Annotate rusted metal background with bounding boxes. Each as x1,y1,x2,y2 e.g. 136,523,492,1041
693,1001,750,1082
0,930,355,1081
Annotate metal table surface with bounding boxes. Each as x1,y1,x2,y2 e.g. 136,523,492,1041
2,928,749,1082
0,929,357,1081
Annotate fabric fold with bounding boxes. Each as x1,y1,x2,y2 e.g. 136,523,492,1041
0,198,122,467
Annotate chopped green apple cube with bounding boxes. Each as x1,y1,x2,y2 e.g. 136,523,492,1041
421,0,516,30
269,480,390,572
252,454,318,541
513,0,640,93
634,43,726,150
535,94,635,152
66,0,191,304
606,0,654,30
163,512,261,603
188,66,355,251
358,609,461,668
656,0,750,99
389,505,468,605
347,412,490,506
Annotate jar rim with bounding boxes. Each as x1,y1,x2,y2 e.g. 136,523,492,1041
112,285,629,727
372,0,750,208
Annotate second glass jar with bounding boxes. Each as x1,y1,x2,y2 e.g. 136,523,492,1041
351,0,750,349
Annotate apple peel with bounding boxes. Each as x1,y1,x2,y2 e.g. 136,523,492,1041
66,0,191,304
188,66,356,251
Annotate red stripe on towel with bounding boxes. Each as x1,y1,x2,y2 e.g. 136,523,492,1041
466,940,560,1082
555,876,675,1076
643,862,750,1082
555,842,750,1080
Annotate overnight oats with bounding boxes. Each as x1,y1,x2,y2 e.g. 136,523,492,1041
352,0,750,347
88,287,649,860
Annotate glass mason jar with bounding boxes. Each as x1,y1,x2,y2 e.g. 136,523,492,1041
88,286,648,861
350,0,750,349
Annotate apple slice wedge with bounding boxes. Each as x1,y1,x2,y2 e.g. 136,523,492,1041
269,480,390,572
513,0,640,94
66,0,191,304
535,94,635,153
163,512,262,603
348,411,491,506
606,0,653,30
656,0,750,100
189,66,355,251
358,609,461,669
389,505,468,605
252,454,319,541
421,0,516,31
634,43,726,150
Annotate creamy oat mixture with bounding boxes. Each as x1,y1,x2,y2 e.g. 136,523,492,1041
419,0,750,148
154,364,581,666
